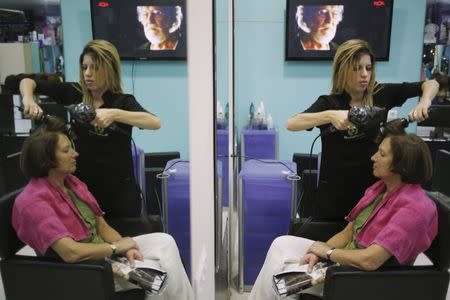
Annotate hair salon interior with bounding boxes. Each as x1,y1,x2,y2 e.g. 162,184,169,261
0,0,450,299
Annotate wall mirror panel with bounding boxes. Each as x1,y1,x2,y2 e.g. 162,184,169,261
0,0,193,297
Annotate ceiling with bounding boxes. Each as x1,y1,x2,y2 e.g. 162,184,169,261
0,0,59,10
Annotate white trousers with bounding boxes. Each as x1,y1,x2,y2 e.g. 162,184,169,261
114,232,194,300
248,235,321,300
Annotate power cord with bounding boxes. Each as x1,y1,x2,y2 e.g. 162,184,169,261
295,132,322,218
130,136,147,215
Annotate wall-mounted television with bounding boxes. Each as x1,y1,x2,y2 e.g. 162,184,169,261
90,0,186,60
285,0,394,61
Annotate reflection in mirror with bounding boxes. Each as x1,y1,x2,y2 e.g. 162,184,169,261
0,0,193,298
0,0,65,199
0,0,64,86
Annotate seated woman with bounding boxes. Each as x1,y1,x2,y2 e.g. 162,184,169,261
12,120,193,299
249,133,438,299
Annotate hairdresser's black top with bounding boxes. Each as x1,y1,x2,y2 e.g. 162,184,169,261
23,79,148,217
302,82,423,220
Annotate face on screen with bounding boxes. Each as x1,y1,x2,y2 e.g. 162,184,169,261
298,5,344,50
137,6,181,50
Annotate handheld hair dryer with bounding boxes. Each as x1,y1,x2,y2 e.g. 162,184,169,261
326,105,386,134
67,103,96,124
67,103,128,136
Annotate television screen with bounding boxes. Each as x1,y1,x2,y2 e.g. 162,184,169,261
285,0,393,60
90,0,186,60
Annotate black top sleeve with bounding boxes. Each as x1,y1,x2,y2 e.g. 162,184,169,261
34,81,82,106
301,95,342,131
303,95,336,114
3,73,82,106
120,94,149,113
374,82,423,110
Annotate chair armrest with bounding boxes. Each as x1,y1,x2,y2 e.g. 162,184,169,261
1,255,116,300
323,265,449,300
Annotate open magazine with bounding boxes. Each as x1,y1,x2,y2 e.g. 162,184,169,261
273,261,337,298
106,256,167,295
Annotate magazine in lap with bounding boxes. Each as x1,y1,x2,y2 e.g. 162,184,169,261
108,256,167,295
273,261,335,298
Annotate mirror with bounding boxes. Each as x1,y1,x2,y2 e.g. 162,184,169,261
0,0,192,293
60,0,191,277
0,1,64,83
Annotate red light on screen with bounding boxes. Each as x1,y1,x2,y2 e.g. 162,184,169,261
373,0,385,6
98,1,109,8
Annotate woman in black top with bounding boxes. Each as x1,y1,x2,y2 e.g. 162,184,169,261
286,39,439,220
15,39,161,218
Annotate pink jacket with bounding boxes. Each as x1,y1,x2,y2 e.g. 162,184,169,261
12,175,104,255
346,180,438,264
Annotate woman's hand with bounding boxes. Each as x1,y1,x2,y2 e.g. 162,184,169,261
308,241,330,258
330,110,351,130
408,101,430,122
22,96,43,119
93,108,117,128
125,248,144,267
300,253,320,272
114,237,138,255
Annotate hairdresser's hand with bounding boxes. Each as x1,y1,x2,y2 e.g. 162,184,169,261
22,96,43,119
93,108,117,128
300,253,320,273
408,101,430,122
125,248,144,267
330,110,352,130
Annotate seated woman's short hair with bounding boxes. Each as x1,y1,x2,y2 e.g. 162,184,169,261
389,134,433,184
20,117,69,178
374,118,408,143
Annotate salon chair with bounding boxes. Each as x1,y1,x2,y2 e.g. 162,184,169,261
291,153,323,219
0,189,145,300
144,151,180,216
432,149,450,196
298,191,450,300
288,167,348,241
292,153,318,180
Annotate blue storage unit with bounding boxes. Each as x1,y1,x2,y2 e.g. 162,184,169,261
240,129,278,165
162,159,223,278
163,159,191,277
217,129,229,206
238,159,297,291
131,143,146,214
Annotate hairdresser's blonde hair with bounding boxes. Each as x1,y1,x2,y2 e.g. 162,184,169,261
331,39,381,106
78,39,123,105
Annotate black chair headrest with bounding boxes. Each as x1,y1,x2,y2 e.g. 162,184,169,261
424,192,450,270
432,150,450,196
0,188,25,259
